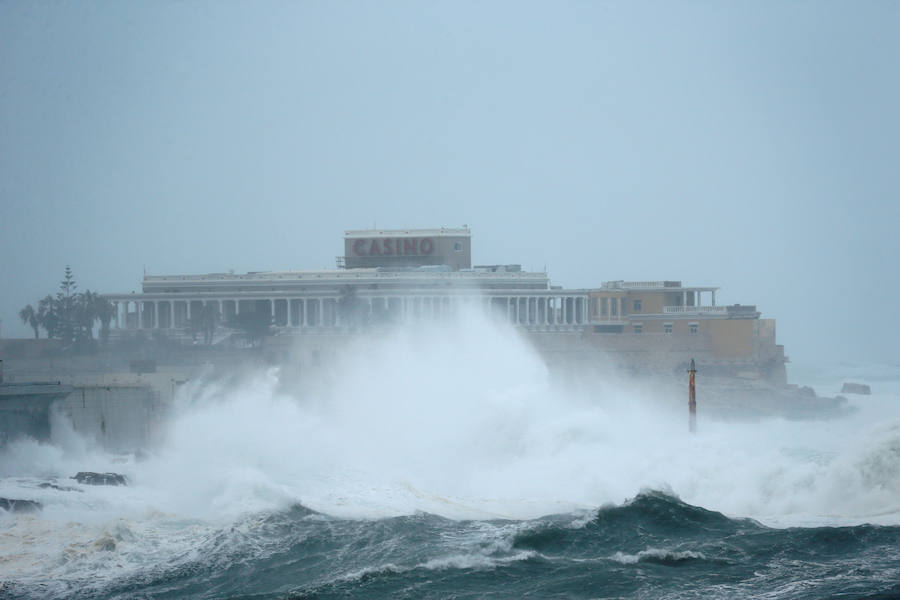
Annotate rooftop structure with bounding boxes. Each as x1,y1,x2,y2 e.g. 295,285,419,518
341,227,471,270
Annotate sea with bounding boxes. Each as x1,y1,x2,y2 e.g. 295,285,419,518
2,317,899,599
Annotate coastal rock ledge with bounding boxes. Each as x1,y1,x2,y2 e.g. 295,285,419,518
72,472,128,486
841,382,872,395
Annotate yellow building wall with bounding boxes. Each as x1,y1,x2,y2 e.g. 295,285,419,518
625,291,666,315
708,319,755,357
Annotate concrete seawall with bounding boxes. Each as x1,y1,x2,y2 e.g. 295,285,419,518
1,371,183,453
53,383,170,452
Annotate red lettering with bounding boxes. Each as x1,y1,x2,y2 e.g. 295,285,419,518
420,238,434,254
403,239,418,254
383,239,393,255
353,239,366,255
369,239,382,255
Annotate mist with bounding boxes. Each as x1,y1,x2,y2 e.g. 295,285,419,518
1,2,899,366
4,311,898,526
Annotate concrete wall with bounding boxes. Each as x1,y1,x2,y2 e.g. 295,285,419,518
53,384,169,453
0,384,74,445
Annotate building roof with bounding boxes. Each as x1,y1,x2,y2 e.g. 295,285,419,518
344,227,471,238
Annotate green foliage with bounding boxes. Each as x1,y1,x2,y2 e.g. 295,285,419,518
186,303,219,345
18,304,39,338
19,266,115,351
228,309,272,346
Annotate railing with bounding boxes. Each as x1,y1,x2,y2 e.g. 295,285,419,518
143,271,549,284
663,305,727,314
601,281,682,289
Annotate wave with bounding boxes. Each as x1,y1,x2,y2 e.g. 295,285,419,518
608,548,707,565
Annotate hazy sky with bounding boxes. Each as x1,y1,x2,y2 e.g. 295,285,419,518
1,1,898,366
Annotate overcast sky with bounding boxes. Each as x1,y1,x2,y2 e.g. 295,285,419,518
1,1,898,367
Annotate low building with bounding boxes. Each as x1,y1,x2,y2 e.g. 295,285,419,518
103,228,785,383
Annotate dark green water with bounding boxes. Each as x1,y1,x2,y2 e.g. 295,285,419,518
8,491,899,600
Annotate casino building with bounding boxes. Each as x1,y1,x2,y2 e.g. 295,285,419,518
104,227,786,382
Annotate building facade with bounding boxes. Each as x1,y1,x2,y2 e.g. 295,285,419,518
103,227,785,381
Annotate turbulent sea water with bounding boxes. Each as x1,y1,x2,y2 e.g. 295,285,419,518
2,317,900,599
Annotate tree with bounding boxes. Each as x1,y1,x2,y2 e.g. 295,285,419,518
37,295,59,339
56,265,77,346
21,268,116,350
91,292,115,346
18,304,39,338
337,285,367,329
186,303,219,345
228,310,272,346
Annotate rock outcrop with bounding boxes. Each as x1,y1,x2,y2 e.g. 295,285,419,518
0,498,42,512
71,472,128,486
841,382,872,395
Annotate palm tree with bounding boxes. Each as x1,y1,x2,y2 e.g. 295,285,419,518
91,293,115,345
18,304,39,338
37,295,59,339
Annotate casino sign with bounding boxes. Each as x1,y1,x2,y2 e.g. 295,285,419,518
351,237,435,256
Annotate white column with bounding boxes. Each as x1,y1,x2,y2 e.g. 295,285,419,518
712,291,716,306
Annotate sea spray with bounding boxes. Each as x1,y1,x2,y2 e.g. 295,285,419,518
3,311,900,598
118,309,900,524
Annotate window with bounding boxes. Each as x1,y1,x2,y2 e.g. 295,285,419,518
664,323,673,334
689,322,699,334
633,299,642,312
611,299,618,317
601,297,608,316
633,323,643,334
454,242,462,252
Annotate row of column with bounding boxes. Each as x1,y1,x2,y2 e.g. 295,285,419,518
112,294,590,330
112,298,336,330
593,296,625,320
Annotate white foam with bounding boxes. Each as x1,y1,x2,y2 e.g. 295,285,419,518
3,310,900,590
609,548,706,564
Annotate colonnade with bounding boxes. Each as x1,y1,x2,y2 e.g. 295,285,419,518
108,293,590,331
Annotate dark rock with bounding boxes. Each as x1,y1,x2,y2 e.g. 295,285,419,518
72,472,128,486
38,482,82,492
841,382,871,395
0,498,43,513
